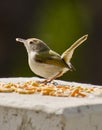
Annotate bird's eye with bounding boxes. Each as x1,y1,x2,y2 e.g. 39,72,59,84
29,41,33,44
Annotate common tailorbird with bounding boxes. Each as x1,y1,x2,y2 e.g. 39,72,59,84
16,35,88,82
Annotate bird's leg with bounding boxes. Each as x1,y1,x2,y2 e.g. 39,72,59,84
41,71,63,83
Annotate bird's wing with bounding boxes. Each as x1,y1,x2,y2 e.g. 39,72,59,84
35,50,68,68
61,34,88,64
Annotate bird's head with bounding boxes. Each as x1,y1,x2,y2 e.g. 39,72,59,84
16,38,50,53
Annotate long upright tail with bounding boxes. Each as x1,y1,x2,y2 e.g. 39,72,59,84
61,34,88,64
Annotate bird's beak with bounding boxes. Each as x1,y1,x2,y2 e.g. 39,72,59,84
16,38,26,43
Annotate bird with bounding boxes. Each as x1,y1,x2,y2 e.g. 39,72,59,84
16,34,88,83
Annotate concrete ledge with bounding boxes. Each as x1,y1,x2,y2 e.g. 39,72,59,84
0,77,102,130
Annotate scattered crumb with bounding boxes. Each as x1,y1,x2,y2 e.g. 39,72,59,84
0,80,102,97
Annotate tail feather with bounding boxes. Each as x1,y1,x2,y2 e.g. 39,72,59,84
61,34,88,65
67,62,76,71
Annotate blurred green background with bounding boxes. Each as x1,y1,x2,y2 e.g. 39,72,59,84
0,0,102,85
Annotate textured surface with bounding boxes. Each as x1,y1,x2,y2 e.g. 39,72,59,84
0,77,102,130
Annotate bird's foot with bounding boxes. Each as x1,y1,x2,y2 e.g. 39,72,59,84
40,78,52,84
39,79,58,86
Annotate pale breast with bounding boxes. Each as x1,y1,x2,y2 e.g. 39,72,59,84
29,58,64,78
28,52,69,78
